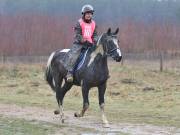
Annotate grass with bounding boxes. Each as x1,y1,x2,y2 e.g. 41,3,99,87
0,116,57,135
0,116,102,135
0,61,180,128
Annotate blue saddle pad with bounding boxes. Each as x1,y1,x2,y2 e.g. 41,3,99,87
73,48,89,73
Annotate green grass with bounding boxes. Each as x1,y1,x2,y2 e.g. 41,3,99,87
0,62,180,128
0,116,102,135
0,116,57,135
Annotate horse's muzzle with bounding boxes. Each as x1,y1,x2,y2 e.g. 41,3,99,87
115,56,122,62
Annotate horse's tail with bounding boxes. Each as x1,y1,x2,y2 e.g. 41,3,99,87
45,51,56,92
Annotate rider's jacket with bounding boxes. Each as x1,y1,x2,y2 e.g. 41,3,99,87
73,18,98,45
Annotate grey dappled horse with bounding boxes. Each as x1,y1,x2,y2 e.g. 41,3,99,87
45,28,122,127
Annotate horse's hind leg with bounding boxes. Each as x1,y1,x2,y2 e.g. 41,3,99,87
74,82,90,117
98,82,109,128
55,80,73,123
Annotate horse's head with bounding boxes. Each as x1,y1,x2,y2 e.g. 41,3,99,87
101,28,122,62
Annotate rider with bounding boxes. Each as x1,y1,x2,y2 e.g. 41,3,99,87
64,4,98,82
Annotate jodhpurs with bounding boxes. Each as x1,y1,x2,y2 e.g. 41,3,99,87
64,44,83,72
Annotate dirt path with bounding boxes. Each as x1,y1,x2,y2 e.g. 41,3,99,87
0,103,179,135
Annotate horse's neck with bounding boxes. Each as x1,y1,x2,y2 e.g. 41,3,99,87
87,42,106,67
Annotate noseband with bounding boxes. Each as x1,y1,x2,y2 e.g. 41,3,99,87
106,47,120,56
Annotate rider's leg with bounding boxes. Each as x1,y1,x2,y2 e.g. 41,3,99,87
64,44,82,82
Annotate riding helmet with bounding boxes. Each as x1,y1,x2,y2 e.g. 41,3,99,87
81,4,94,14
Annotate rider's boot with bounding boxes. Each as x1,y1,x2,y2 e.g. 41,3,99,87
66,71,73,82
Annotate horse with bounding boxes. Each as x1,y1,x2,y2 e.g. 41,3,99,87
45,28,122,127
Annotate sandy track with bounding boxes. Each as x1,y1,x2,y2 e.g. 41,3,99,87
0,103,179,135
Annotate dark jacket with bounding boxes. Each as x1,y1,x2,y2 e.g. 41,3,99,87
73,19,98,45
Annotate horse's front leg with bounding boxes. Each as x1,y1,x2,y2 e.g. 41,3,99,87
74,82,90,117
98,82,109,128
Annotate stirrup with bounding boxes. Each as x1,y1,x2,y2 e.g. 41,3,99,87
66,73,73,82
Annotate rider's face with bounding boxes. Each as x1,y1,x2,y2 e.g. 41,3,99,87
84,12,93,21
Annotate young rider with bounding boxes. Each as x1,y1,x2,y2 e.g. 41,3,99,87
64,4,98,82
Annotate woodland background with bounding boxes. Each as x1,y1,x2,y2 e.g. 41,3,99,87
0,0,180,56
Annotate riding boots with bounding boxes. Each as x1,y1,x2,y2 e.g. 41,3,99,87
66,71,73,82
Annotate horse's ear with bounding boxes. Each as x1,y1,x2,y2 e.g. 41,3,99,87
107,28,111,35
114,28,119,35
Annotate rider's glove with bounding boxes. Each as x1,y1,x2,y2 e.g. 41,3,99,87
84,40,93,48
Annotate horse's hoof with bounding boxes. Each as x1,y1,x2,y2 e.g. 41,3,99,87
74,112,81,117
61,119,65,123
103,123,110,128
54,110,60,115
74,112,78,117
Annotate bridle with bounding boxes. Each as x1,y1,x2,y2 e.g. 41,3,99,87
104,36,120,56
96,34,120,56
106,47,120,56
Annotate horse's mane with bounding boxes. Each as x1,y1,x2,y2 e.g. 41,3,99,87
96,34,103,46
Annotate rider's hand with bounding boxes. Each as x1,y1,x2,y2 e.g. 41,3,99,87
81,38,87,43
84,40,93,47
